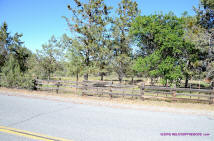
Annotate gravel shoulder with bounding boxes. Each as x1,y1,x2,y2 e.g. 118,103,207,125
0,87,214,117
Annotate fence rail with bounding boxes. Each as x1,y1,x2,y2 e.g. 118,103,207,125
34,79,214,104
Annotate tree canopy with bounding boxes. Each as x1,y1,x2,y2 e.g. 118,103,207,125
0,22,32,88
130,13,199,86
1,0,214,88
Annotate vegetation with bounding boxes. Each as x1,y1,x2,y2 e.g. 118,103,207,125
0,22,33,88
36,36,63,80
130,13,200,86
0,0,213,89
194,0,214,81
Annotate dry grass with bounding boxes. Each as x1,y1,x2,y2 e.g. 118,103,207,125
0,87,214,113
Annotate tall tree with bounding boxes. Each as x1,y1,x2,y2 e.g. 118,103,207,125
64,0,112,80
37,36,62,80
131,13,198,86
62,34,84,81
194,0,214,30
111,0,140,82
0,22,13,70
194,0,214,81
0,22,32,88
0,22,32,73
182,14,208,86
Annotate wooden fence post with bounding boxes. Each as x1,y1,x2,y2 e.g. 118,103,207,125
81,82,84,96
109,81,113,98
199,81,200,89
56,78,61,94
209,87,214,104
81,81,87,96
109,86,112,99
140,83,145,101
172,85,176,100
131,87,134,99
32,79,38,90
75,81,78,95
56,81,60,94
122,86,125,98
190,83,192,99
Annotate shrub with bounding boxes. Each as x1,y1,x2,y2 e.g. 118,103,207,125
0,55,33,89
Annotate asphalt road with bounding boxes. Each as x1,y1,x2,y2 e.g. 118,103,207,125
0,93,214,141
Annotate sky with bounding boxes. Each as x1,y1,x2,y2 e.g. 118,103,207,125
0,0,199,53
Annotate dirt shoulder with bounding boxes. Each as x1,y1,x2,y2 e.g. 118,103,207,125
0,87,214,117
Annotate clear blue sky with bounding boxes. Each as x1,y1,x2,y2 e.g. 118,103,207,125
0,0,199,53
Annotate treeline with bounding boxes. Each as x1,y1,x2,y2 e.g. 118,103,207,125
0,22,33,88
0,0,213,89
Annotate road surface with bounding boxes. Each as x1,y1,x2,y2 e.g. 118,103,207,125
0,92,214,141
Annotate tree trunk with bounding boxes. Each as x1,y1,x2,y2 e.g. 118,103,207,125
118,75,122,83
185,74,189,88
100,72,105,81
48,73,50,80
84,73,88,81
76,69,79,82
131,76,134,84
84,50,89,81
150,78,153,86
164,79,168,87
101,74,104,81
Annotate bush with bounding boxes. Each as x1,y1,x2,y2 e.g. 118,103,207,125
0,55,33,89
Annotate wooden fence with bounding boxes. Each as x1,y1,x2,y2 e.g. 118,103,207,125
34,79,214,104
